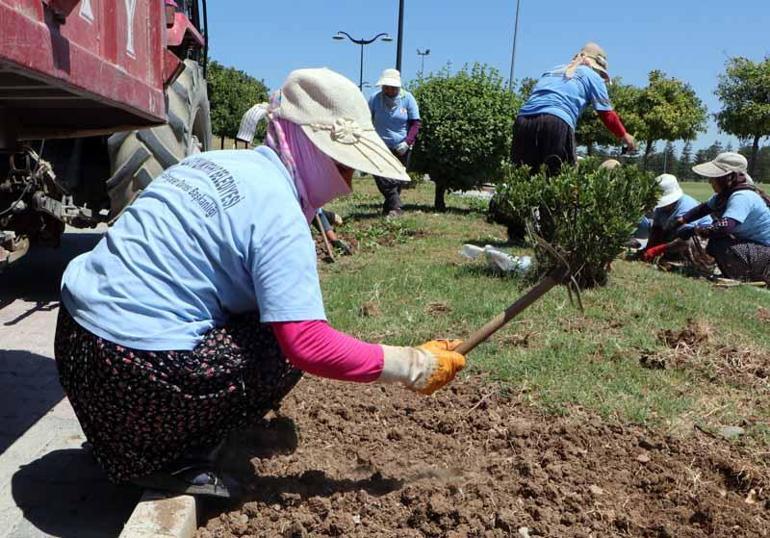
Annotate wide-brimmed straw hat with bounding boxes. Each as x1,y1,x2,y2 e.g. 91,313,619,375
598,159,621,170
273,68,409,182
376,68,402,88
579,42,610,81
654,174,684,208
692,152,750,181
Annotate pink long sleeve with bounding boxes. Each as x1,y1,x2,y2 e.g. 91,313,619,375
269,320,384,382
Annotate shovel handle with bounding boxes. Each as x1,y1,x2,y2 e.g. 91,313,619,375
455,274,560,356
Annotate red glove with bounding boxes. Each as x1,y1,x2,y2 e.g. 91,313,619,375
642,243,668,262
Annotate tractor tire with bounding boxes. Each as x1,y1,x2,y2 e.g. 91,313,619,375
106,59,212,218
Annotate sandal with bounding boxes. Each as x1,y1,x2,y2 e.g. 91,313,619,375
131,465,243,499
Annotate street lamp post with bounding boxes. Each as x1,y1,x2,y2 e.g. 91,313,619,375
396,0,404,71
508,0,522,92
333,31,393,91
417,48,430,76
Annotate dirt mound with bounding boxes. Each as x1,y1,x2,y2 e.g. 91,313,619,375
196,375,768,537
658,319,713,350
642,320,769,391
426,302,452,316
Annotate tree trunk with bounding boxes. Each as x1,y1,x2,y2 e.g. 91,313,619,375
749,135,760,177
220,136,225,150
434,181,447,212
643,140,654,170
586,142,594,157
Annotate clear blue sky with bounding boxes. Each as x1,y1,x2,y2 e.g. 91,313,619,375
208,0,769,152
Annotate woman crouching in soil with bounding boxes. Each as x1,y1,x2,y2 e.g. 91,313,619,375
54,68,465,499
674,152,770,283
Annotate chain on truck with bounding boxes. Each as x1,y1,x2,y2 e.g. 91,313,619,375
0,0,212,269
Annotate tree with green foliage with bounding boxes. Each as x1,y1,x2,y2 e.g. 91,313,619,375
740,144,770,182
715,56,770,176
704,140,724,162
516,77,537,102
493,159,659,287
635,71,707,168
409,64,521,210
662,141,677,175
677,140,693,180
576,79,644,155
208,60,269,148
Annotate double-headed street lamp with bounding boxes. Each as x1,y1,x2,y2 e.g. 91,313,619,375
332,31,393,91
417,48,430,76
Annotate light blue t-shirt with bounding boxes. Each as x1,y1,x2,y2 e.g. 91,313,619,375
706,190,770,246
61,147,326,351
518,65,612,129
653,194,712,231
369,90,420,148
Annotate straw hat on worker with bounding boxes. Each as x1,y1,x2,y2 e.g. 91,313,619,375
376,68,402,88
692,152,754,184
237,67,410,184
655,173,685,208
565,42,610,82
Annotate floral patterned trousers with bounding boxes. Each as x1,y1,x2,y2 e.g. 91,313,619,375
54,307,302,482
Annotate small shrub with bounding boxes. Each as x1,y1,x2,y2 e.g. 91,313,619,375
493,160,660,288
409,64,521,210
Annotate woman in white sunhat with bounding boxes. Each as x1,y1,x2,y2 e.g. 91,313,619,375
639,173,712,265
54,68,464,499
674,152,770,282
368,68,421,216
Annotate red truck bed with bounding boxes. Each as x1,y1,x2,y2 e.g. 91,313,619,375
0,0,166,141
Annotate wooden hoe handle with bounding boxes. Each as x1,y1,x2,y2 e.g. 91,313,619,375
315,214,335,262
455,274,560,356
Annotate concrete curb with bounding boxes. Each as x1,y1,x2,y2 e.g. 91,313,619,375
120,491,197,538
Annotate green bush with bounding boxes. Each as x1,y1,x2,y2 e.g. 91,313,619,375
208,60,269,145
493,160,660,288
408,64,521,210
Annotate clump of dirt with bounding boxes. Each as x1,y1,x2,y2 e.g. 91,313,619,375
658,318,713,350
358,302,382,318
716,346,769,388
641,319,769,391
197,376,768,537
496,332,532,348
757,306,770,323
425,302,452,316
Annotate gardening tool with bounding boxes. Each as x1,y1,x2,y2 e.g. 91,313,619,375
455,232,578,356
455,267,568,355
315,213,335,262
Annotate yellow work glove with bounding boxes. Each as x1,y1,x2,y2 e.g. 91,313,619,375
379,340,466,395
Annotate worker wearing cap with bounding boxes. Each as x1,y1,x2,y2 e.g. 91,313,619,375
368,68,421,217
513,43,636,175
639,174,712,266
54,68,464,498
673,152,770,282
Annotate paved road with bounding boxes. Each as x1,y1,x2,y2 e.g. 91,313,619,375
0,227,141,538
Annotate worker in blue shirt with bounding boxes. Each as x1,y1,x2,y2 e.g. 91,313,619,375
369,68,421,217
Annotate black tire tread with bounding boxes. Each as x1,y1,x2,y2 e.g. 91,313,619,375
106,59,211,217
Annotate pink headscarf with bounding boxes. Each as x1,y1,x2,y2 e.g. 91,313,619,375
265,118,351,223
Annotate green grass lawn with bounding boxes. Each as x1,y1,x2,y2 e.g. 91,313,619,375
680,181,713,201
320,179,769,446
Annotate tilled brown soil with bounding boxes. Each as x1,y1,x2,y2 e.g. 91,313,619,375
197,376,768,537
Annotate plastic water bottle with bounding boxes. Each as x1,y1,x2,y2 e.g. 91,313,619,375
483,246,532,275
459,244,485,260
